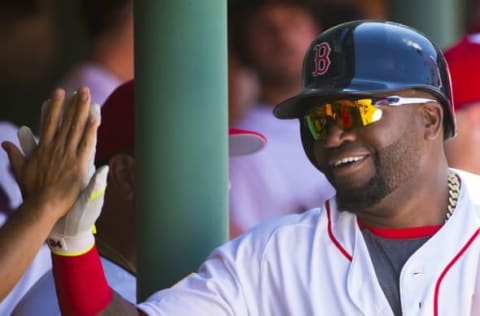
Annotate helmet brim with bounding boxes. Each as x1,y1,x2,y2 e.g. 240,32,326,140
273,84,383,119
273,90,347,119
273,84,456,139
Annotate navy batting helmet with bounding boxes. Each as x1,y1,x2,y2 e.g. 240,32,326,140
273,20,455,140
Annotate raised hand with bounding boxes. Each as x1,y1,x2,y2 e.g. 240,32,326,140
3,87,100,223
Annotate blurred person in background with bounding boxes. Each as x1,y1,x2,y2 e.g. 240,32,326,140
318,2,366,29
227,0,336,237
444,0,480,174
227,52,259,126
58,0,134,105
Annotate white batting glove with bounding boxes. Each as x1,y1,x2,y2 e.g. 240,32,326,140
19,95,108,256
47,165,109,256
17,126,37,157
48,96,105,256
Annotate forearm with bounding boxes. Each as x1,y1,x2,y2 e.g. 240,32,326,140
52,244,139,315
0,197,58,300
100,291,140,316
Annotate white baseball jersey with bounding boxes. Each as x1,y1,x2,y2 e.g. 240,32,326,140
138,169,480,315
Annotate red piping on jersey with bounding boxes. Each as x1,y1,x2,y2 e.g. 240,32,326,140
433,228,480,316
326,201,353,261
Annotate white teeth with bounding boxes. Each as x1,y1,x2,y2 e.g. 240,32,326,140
333,156,363,167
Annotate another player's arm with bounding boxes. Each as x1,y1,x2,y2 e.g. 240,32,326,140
0,194,63,300
0,87,99,300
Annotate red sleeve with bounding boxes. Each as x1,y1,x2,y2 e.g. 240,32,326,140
52,244,113,316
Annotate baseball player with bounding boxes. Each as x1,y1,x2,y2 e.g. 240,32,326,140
35,20,480,315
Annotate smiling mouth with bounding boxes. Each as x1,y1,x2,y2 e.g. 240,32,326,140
330,155,367,168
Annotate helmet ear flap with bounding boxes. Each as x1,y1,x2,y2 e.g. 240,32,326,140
300,119,322,172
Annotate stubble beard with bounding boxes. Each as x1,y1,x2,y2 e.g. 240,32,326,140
334,133,421,213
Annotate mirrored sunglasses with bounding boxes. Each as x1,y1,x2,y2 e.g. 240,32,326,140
304,96,437,140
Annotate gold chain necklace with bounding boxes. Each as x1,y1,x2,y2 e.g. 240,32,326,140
445,172,460,221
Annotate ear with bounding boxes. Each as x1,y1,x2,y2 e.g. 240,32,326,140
421,102,443,140
108,153,136,201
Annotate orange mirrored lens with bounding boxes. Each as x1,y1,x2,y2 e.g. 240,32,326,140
304,99,383,140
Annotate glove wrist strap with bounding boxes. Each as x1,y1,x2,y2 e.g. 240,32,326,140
47,232,95,256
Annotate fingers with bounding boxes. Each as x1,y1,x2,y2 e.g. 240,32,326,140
7,86,101,218
39,99,50,134
86,166,109,201
39,86,96,164
57,87,92,152
2,141,25,184
39,89,65,145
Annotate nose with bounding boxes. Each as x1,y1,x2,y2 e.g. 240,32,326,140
321,121,356,148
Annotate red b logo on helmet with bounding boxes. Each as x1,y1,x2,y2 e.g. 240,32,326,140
312,42,331,76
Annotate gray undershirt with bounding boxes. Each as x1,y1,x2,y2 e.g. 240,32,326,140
361,229,430,316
